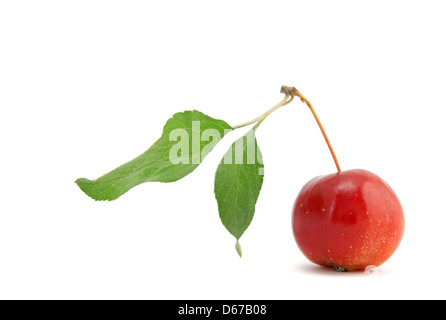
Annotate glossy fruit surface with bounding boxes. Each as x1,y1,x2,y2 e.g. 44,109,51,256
292,169,404,271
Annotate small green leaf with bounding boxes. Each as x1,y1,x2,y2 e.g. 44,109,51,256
214,129,264,253
76,110,232,201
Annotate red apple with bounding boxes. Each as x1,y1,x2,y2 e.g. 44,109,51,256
292,169,405,271
285,87,405,271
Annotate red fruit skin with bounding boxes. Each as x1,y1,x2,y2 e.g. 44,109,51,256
292,169,405,271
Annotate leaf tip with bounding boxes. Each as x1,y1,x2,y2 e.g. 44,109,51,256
75,177,94,198
235,240,242,258
75,177,89,190
75,178,111,201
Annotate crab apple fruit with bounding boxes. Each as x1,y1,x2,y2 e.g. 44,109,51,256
292,169,405,271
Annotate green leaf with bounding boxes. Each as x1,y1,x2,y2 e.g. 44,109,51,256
214,129,264,253
76,110,232,201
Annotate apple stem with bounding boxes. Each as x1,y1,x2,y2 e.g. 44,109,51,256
231,86,342,174
291,88,342,173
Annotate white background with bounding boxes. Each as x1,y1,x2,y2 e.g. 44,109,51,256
1,0,445,300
